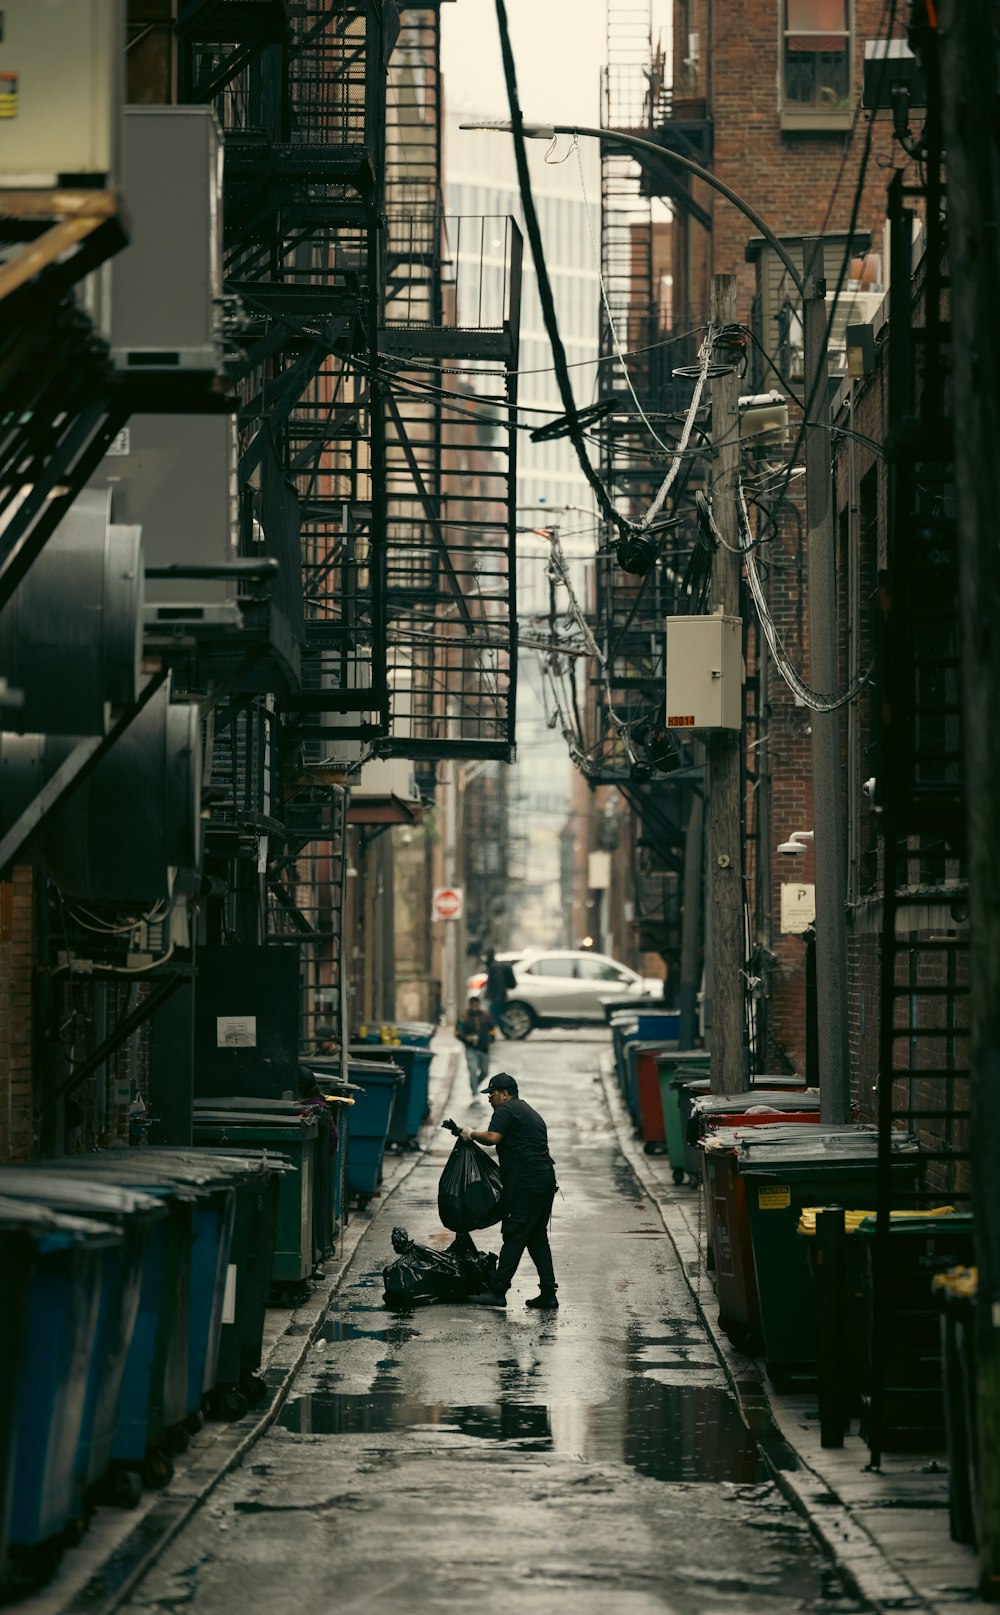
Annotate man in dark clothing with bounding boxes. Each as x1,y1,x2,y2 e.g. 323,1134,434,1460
461,1072,558,1310
483,948,517,1030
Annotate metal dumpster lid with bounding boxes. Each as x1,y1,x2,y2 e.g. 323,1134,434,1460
735,1130,918,1169
0,1194,124,1243
691,1089,821,1115
41,1153,236,1193
0,1168,167,1219
192,1111,319,1133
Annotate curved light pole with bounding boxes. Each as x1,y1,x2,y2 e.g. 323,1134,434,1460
460,119,806,300
463,116,850,1126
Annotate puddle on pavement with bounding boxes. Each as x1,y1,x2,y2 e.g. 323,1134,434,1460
278,1379,764,1485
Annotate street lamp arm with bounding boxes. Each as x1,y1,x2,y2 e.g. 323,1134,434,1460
460,120,805,300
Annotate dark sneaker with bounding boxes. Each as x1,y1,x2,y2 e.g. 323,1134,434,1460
468,1289,507,1307
525,1292,559,1310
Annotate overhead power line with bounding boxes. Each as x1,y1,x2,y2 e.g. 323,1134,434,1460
492,0,630,541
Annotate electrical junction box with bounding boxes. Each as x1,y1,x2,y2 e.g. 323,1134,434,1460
665,614,743,731
109,107,224,372
89,413,239,619
0,0,124,187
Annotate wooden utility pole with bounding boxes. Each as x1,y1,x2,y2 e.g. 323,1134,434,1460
939,1,1000,1594
706,275,745,1093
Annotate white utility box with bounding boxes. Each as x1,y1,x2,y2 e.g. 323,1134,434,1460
351,758,420,807
110,107,224,372
665,613,743,731
90,414,239,619
0,0,124,187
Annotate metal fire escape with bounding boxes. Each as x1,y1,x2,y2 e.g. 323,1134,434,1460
588,0,712,948
867,31,967,1465
176,2,393,1053
591,0,710,790
378,5,522,761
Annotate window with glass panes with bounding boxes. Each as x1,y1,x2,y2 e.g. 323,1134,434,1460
783,0,851,115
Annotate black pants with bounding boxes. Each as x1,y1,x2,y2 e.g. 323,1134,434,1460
494,1182,557,1294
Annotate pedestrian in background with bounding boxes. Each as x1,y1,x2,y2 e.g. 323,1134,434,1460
462,1072,558,1309
483,947,516,1032
456,994,494,1095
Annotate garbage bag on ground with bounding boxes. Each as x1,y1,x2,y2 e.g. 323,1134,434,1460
437,1132,504,1232
382,1226,498,1308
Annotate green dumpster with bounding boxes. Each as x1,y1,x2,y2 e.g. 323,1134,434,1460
192,1108,318,1306
855,1211,975,1450
656,1053,711,1184
738,1133,922,1382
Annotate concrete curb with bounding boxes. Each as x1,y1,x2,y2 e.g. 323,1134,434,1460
596,1058,931,1615
35,1048,463,1615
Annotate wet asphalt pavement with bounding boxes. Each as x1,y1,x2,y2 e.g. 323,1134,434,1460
128,1033,865,1614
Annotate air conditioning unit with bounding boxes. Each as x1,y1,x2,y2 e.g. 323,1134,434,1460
109,107,224,373
350,758,420,806
0,0,124,188
90,414,240,624
828,289,887,373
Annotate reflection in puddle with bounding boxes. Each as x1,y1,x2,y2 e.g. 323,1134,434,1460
278,1380,763,1484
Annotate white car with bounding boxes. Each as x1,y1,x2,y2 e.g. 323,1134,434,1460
467,948,662,1040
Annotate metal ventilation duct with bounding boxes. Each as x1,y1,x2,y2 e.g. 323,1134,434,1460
0,488,143,736
0,683,202,902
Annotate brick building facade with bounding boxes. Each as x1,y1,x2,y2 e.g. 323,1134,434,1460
662,0,905,1073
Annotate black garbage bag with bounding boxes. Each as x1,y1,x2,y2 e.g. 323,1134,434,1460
437,1130,504,1232
382,1226,497,1309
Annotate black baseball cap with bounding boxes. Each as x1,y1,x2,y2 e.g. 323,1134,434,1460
485,1072,518,1095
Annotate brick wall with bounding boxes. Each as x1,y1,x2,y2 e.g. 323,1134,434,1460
0,868,34,1161
672,0,901,321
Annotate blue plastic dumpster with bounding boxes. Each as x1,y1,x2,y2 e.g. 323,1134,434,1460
0,1204,41,1586
345,1058,403,1202
351,1044,428,1147
394,1021,436,1048
71,1154,235,1414
140,1150,285,1416
408,1046,433,1131
0,1171,166,1508
0,1197,121,1569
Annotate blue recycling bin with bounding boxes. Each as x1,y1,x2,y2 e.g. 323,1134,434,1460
346,1058,402,1200
0,1171,165,1505
0,1197,121,1556
613,1012,681,1118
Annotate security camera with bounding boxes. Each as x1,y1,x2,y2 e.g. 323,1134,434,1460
862,777,877,800
776,829,814,856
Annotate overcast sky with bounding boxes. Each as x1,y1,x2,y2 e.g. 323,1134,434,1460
441,0,606,125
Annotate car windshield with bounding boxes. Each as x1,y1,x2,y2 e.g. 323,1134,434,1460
578,958,632,982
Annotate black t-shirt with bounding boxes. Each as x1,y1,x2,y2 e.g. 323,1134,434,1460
490,1097,556,1192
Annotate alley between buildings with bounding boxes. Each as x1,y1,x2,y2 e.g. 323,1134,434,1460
124,1034,862,1615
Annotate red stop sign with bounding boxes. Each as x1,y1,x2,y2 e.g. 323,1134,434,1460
433,887,463,919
